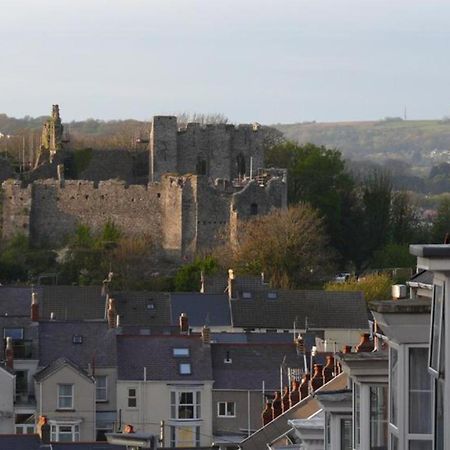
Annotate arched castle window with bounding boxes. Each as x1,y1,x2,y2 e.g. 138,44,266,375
196,157,207,175
250,203,258,215
236,153,246,177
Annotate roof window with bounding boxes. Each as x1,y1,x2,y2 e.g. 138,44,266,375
173,348,190,357
72,335,83,344
179,363,192,375
146,303,155,310
267,292,277,300
242,292,252,299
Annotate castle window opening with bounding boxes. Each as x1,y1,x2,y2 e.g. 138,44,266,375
196,158,207,176
85,195,89,200
157,193,161,198
250,203,258,215
236,153,246,177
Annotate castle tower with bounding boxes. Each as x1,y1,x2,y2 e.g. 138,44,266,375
36,104,64,167
150,116,178,182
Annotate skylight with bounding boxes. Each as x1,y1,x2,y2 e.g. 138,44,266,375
173,348,190,357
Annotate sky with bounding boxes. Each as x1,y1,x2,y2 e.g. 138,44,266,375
1,0,449,124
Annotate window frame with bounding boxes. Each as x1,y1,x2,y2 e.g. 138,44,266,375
50,422,80,442
179,363,192,375
127,387,137,408
429,283,445,377
3,327,24,340
170,390,201,420
57,384,74,410
172,348,190,357
169,425,200,447
217,401,236,418
95,375,108,402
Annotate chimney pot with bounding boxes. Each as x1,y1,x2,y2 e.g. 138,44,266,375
355,333,374,353
311,364,324,391
201,325,210,344
323,355,335,384
5,337,14,370
272,391,282,419
290,378,300,406
107,298,117,329
31,291,39,322
282,386,290,412
228,269,236,300
180,313,189,334
299,373,310,400
262,400,273,426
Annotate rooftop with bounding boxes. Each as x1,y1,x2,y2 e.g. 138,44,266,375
370,298,431,314
410,244,450,258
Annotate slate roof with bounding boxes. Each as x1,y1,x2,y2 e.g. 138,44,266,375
117,335,213,381
203,274,269,295
41,286,105,321
230,290,369,330
408,270,433,286
0,434,42,450
38,321,117,368
210,332,294,344
170,293,231,327
112,291,171,327
34,357,93,382
211,343,303,390
0,286,40,316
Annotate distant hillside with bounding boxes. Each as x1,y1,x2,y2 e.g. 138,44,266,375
275,119,450,172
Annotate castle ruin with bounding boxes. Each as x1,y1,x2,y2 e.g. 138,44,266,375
1,106,287,260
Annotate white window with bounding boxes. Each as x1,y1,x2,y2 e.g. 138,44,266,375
217,401,235,417
369,385,388,449
50,423,80,442
57,384,73,409
15,424,35,435
429,283,445,376
353,382,360,449
173,348,190,357
170,425,200,447
96,375,108,402
179,363,191,375
127,388,137,408
170,391,201,419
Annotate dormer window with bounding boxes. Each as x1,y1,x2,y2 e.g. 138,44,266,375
173,348,190,357
72,335,83,344
242,292,252,299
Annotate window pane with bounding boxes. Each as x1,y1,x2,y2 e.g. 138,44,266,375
218,403,225,416
353,383,360,449
173,348,190,357
435,379,444,450
3,328,24,340
340,418,352,450
409,348,432,434
390,347,398,426
370,385,388,450
59,384,72,396
227,402,235,415
409,441,432,450
391,434,399,450
430,285,444,374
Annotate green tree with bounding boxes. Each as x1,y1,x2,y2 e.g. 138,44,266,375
174,256,218,292
432,196,450,242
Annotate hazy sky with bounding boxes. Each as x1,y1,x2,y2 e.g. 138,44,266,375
1,0,449,124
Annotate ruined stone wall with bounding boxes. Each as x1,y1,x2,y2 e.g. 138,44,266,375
27,180,163,246
1,180,32,240
150,117,265,182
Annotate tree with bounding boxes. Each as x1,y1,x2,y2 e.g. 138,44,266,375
229,204,333,288
266,142,355,267
432,196,450,243
390,191,420,245
174,256,218,292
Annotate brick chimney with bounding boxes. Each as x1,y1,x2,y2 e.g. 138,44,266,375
180,313,189,334
262,400,273,426
5,337,14,370
31,291,39,322
227,269,236,300
356,333,374,353
272,391,282,419
201,325,210,344
107,298,117,329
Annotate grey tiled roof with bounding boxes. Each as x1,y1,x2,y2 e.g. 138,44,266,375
210,332,295,344
0,434,41,450
408,270,433,286
117,335,213,381
170,293,231,327
38,321,117,368
0,286,40,316
41,286,105,321
203,274,269,295
51,444,126,450
211,343,304,390
34,357,93,382
112,291,171,327
230,290,369,330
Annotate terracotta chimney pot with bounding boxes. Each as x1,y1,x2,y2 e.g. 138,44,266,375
228,269,236,300
201,325,211,344
180,313,189,334
5,337,14,370
31,291,39,322
323,355,335,384
107,298,117,329
299,373,310,400
262,401,273,426
311,364,324,391
272,391,282,419
355,333,374,353
289,379,300,406
282,386,290,412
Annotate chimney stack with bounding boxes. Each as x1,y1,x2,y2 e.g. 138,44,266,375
311,364,324,391
272,391,282,419
356,333,374,353
37,416,50,444
31,291,39,322
180,313,189,334
107,298,117,329
323,356,334,384
5,337,14,370
262,401,273,426
227,269,236,300
282,386,290,412
201,325,211,344
289,379,300,406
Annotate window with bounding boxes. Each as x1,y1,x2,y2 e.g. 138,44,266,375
15,424,35,435
267,292,277,300
250,203,258,215
217,401,235,417
57,384,73,409
389,347,399,427
429,284,445,376
370,385,388,450
127,388,137,408
242,292,252,299
170,391,201,419
173,348,190,357
340,418,352,450
96,376,108,402
179,363,192,375
434,379,444,450
72,335,83,344
353,382,360,449
170,425,200,447
50,423,80,442
3,328,24,340
409,348,432,435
